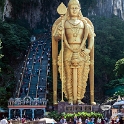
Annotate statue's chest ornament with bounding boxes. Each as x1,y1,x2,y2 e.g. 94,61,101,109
68,20,81,41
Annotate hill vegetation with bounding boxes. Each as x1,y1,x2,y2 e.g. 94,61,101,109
0,0,124,107
0,19,30,107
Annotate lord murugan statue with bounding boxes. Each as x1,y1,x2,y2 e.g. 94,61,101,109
52,0,96,105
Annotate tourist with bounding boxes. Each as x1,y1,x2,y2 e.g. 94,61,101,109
96,117,101,124
7,120,12,124
104,117,108,123
74,116,77,124
60,116,66,124
0,117,8,124
78,117,82,124
115,116,119,123
22,117,26,123
39,87,43,92
101,119,106,124
85,118,89,124
119,117,124,124
27,61,29,65
87,118,93,124
68,119,73,124
91,117,95,123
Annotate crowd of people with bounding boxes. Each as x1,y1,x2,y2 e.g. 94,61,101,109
59,116,124,124
0,115,124,124
0,117,12,124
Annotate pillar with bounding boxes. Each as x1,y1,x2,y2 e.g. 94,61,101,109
9,109,11,119
32,109,35,119
20,109,23,118
42,108,46,115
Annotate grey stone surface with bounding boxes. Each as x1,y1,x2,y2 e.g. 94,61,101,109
1,0,124,28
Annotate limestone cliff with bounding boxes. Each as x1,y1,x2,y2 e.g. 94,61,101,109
0,0,124,28
0,0,12,21
91,0,124,19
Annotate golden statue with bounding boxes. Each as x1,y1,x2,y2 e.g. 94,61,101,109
52,0,96,105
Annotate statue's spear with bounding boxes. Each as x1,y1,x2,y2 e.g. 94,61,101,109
57,3,67,102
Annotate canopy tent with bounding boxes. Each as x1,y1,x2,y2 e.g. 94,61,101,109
36,118,57,124
0,108,7,112
112,112,124,117
113,101,124,106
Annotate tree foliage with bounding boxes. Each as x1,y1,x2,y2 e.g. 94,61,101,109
85,16,124,101
0,20,30,62
105,78,124,90
48,111,103,122
114,89,124,97
0,39,4,72
80,0,97,16
0,0,5,12
114,58,124,78
104,58,124,97
91,16,124,82
0,19,30,107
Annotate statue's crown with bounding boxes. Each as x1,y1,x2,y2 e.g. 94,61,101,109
68,0,80,7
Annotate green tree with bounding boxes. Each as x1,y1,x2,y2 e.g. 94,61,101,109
114,89,124,97
0,39,4,72
0,20,30,62
92,16,124,82
85,16,124,102
0,19,30,108
0,0,5,12
114,58,124,78
104,58,124,97
80,0,97,16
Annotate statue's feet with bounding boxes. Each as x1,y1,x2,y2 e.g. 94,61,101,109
68,100,73,105
78,100,85,105
91,102,96,105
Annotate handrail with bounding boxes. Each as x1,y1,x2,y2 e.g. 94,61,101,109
26,43,39,97
16,43,32,98
35,38,47,98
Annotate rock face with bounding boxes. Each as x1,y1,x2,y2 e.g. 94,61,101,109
0,8,2,20
91,0,124,19
0,0,12,21
1,0,124,28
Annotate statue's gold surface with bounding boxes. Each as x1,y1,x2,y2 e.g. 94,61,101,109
52,0,96,105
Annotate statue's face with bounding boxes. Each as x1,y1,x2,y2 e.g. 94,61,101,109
69,4,80,17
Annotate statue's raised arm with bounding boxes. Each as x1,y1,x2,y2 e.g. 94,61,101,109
52,0,96,105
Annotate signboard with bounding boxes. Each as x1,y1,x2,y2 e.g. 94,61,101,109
100,105,111,111
65,105,92,113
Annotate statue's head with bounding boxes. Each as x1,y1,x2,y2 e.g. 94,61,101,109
67,0,82,18
68,0,80,8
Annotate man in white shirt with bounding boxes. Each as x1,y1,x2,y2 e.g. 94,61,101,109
0,118,8,124
97,118,101,124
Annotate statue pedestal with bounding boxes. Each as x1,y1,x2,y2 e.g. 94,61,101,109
57,102,69,113
57,102,100,113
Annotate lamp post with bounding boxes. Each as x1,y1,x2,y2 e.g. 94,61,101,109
100,105,111,117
